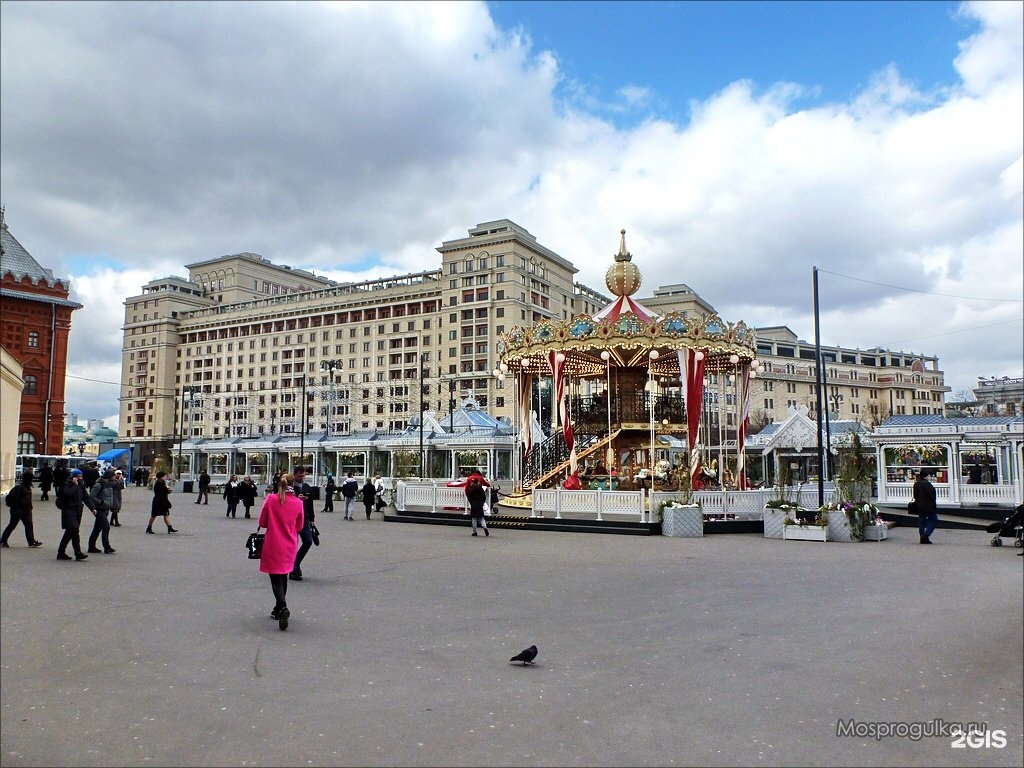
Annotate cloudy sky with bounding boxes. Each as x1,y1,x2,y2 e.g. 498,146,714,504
1,0,1021,428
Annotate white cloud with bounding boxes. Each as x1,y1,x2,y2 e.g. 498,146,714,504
1,0,1020,427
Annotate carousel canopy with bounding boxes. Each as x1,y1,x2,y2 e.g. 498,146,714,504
497,229,758,376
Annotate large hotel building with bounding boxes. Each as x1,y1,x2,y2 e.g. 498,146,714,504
119,219,949,459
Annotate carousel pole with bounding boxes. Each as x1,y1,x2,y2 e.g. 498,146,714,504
729,354,740,489
601,350,612,471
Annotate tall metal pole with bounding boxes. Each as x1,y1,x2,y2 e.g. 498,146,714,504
176,384,186,479
813,266,825,507
823,367,833,483
419,352,426,479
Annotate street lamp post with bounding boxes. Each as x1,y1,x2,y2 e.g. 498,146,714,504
824,389,844,481
299,375,308,471
320,359,344,437
176,385,196,480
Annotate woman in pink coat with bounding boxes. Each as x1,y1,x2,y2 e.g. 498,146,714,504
258,474,305,631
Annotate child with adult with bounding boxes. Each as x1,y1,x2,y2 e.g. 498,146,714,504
258,473,305,631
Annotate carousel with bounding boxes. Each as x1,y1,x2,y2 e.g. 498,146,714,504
495,230,761,508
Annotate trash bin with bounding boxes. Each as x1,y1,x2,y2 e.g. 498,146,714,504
183,480,194,494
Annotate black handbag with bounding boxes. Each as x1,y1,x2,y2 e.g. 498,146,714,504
311,524,320,547
246,530,265,560
907,500,918,515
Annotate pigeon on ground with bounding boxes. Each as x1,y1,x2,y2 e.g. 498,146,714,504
509,645,538,664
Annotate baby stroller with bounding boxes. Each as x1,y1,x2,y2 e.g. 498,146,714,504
986,504,1024,547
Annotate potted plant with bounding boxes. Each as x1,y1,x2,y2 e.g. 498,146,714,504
763,465,803,539
819,499,885,542
660,467,702,537
782,510,828,542
660,498,703,537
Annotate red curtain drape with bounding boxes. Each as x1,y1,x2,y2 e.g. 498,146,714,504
679,349,706,490
736,363,752,489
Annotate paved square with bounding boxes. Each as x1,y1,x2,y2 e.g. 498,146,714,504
2,488,1021,767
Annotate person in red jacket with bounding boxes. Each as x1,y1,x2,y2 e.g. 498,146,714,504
465,469,490,488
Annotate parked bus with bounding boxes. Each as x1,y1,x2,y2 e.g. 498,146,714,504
14,454,92,480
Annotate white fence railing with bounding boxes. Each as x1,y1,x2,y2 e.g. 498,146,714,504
397,482,840,523
533,488,648,521
958,483,1019,506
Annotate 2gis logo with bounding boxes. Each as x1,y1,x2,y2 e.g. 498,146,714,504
951,727,1007,749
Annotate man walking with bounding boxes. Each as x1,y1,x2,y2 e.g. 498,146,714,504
57,469,96,561
913,467,939,544
1,470,43,548
341,472,359,520
195,470,211,504
87,468,117,554
290,467,316,581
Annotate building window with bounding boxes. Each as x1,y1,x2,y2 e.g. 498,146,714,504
22,375,38,395
17,432,36,453
27,331,40,348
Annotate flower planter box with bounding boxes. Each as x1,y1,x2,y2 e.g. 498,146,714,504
783,524,828,542
763,506,790,539
827,510,856,543
662,504,703,538
863,524,888,541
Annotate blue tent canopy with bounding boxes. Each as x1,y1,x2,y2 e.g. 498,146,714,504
95,448,130,463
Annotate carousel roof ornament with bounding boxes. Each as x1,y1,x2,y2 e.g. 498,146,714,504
497,228,758,376
596,229,656,323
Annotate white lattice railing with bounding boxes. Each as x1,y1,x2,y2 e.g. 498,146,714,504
883,483,953,505
396,481,495,514
958,484,1018,505
398,482,846,523
532,488,647,521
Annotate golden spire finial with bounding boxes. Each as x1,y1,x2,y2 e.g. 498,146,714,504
615,228,631,262
606,228,642,297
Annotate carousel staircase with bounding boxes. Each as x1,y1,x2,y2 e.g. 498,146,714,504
524,429,621,490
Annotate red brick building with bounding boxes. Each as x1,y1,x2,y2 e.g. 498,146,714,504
0,212,82,455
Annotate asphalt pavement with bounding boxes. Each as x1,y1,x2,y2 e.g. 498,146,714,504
1,486,1021,767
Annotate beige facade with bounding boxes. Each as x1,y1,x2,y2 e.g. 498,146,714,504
119,222,607,459
118,220,948,459
747,325,949,429
1,346,25,491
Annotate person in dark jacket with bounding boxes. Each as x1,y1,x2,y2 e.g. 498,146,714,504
465,478,489,537
1,470,43,548
361,477,376,520
323,473,336,513
195,470,211,504
239,476,258,519
38,464,54,501
53,462,70,495
87,468,117,554
57,469,96,560
82,462,100,494
147,472,178,534
290,467,316,581
110,470,124,526
913,467,939,544
224,475,240,518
